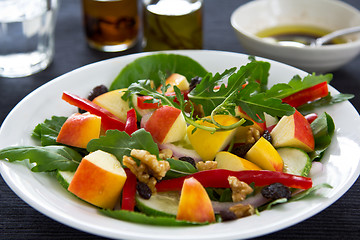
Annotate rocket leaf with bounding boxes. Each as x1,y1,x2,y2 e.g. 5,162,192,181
0,145,81,172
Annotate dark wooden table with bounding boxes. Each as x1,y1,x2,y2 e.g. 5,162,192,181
1,0,360,239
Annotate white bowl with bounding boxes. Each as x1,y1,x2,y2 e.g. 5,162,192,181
231,0,360,73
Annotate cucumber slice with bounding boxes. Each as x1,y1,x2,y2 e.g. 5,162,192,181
136,191,180,217
277,147,311,177
56,170,75,189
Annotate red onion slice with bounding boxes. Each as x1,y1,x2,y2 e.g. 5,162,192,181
211,193,269,213
158,143,202,162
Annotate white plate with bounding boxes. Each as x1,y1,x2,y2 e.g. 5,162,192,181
1,50,360,240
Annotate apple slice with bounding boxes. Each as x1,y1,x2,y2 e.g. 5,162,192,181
56,113,101,148
245,137,283,171
270,110,315,152
92,89,130,122
157,73,190,93
176,177,215,223
68,150,127,209
144,105,187,144
215,151,261,171
187,115,239,161
235,106,266,132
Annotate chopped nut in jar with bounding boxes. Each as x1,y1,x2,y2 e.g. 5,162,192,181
228,176,253,202
196,160,217,171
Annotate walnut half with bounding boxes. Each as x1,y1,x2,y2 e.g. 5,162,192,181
196,160,218,171
228,176,253,202
123,149,170,193
229,203,255,218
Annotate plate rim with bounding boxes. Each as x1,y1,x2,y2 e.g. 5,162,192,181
1,49,360,240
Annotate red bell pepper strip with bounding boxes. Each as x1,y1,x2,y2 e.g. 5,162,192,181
137,95,160,110
62,91,125,132
121,168,137,211
156,169,312,191
282,81,329,108
124,108,138,135
136,91,189,110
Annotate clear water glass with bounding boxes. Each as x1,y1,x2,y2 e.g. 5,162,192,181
0,0,58,78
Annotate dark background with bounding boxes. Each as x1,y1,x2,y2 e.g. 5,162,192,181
1,0,360,239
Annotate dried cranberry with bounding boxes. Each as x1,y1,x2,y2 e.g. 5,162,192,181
231,144,253,158
88,85,108,101
189,76,202,91
262,130,272,144
261,183,292,200
136,182,152,199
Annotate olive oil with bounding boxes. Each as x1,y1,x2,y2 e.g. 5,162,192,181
256,25,346,46
143,0,203,51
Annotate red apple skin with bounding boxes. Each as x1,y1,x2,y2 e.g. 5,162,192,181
271,110,315,152
56,113,101,148
293,110,315,151
68,158,125,209
176,177,215,223
144,105,182,143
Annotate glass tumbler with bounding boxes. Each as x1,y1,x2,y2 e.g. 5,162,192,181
82,0,140,52
0,0,58,78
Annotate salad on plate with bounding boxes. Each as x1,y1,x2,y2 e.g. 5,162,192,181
0,53,353,226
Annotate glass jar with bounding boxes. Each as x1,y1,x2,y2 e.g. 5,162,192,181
142,0,203,51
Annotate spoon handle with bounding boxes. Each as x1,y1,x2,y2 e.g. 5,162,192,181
314,26,360,46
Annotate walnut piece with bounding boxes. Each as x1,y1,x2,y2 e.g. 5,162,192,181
196,160,217,171
246,126,261,144
130,149,170,179
228,176,253,202
159,148,173,160
229,203,255,218
123,149,170,193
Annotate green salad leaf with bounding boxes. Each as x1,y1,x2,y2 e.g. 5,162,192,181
188,60,271,116
110,54,208,90
309,112,335,161
265,73,333,99
165,158,198,178
297,93,354,114
87,129,159,164
32,116,67,146
0,145,81,172
100,209,207,226
290,183,333,202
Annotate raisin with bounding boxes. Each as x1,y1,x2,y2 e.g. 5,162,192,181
220,210,237,221
231,143,253,158
78,85,109,113
136,182,152,199
262,130,272,144
178,156,196,168
88,85,108,101
189,76,202,91
261,183,292,200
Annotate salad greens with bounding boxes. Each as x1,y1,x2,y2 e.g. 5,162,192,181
0,53,351,227
110,54,208,90
0,145,80,172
